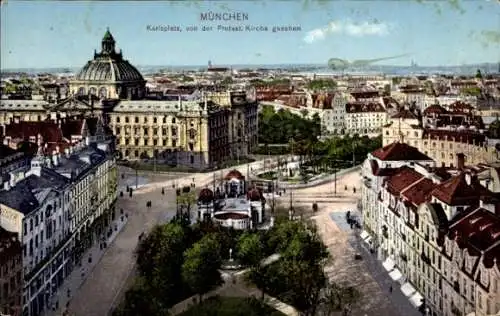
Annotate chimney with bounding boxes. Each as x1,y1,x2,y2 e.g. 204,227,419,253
456,153,465,169
64,148,70,158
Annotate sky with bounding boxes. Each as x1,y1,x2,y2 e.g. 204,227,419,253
1,0,499,69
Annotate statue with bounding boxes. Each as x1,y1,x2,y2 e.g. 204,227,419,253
229,248,233,262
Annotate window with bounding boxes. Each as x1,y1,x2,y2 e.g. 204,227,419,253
190,155,194,164
135,117,139,123
116,117,120,123
125,117,129,123
172,117,176,124
24,223,27,235
30,219,33,232
153,117,157,123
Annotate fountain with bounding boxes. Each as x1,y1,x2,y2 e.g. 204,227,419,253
221,247,242,270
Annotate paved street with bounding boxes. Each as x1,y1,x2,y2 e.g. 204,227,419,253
277,171,410,316
64,159,280,316
44,217,129,316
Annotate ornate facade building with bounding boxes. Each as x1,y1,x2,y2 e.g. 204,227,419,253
0,119,118,316
361,142,500,316
0,29,259,170
196,169,266,230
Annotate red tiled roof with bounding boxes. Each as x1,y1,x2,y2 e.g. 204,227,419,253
198,188,214,203
214,212,249,220
371,142,432,161
385,167,423,195
448,208,500,258
432,173,492,206
345,102,385,113
401,178,437,205
5,121,64,143
224,169,244,180
60,119,84,140
391,109,418,119
423,104,448,116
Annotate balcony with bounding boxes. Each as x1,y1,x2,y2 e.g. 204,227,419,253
453,280,460,293
424,234,429,242
400,253,408,262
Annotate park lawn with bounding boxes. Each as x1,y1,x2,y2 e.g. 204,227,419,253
178,296,286,316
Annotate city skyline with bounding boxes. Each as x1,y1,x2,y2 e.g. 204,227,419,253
1,0,499,70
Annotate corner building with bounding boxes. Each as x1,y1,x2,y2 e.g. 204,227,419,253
361,142,500,316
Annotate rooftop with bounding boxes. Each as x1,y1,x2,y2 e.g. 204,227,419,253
371,142,432,162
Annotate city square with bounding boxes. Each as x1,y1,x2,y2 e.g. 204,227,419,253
1,1,500,316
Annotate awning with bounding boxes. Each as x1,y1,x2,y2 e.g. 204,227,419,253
409,292,424,308
400,282,416,297
360,230,369,240
382,257,395,271
389,269,403,281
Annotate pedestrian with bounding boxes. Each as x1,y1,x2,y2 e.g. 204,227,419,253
389,285,393,293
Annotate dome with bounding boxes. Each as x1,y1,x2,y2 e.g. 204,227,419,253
198,188,214,203
75,59,144,82
74,28,144,83
224,169,244,180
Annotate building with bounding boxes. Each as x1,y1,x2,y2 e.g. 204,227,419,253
0,145,32,191
383,106,499,167
361,143,500,316
344,101,388,135
0,122,117,316
0,30,258,170
69,28,146,100
196,169,266,230
0,227,23,316
108,99,230,168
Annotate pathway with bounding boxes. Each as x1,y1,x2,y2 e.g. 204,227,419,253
169,253,296,316
42,216,129,316
63,158,282,316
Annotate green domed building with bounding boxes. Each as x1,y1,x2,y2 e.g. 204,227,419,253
70,28,146,100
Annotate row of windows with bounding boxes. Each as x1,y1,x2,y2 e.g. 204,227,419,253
114,116,176,124
119,138,177,147
115,126,178,136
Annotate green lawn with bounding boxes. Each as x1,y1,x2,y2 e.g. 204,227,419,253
178,296,286,316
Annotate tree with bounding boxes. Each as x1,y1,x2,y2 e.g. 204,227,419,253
278,260,326,316
237,232,264,267
133,223,190,308
182,234,223,301
320,283,362,316
307,79,337,90
116,277,169,316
